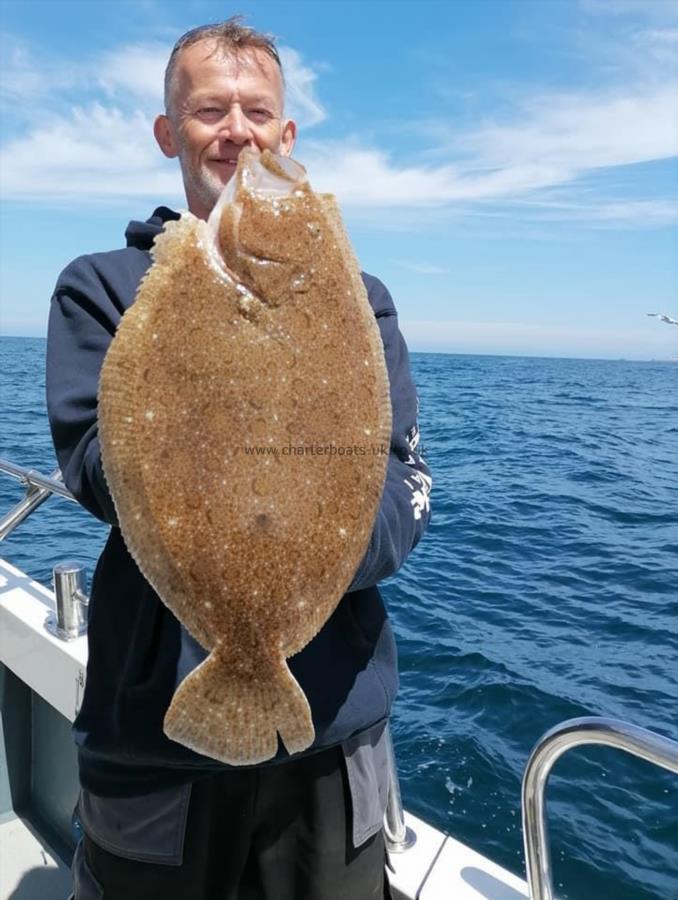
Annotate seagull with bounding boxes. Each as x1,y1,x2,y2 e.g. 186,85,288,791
647,313,678,326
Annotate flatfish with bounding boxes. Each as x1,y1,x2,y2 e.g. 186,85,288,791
98,150,392,765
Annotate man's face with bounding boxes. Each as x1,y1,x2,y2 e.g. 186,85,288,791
154,41,296,219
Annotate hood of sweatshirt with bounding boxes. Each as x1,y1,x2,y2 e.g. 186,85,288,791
124,207,181,252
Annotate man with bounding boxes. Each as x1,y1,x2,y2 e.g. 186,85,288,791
47,18,431,900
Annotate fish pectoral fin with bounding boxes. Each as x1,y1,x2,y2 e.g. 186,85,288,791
163,647,314,765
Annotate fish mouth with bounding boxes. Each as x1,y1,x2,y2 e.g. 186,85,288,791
204,150,307,286
207,149,306,229
237,150,306,195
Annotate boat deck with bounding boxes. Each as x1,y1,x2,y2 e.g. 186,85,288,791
0,816,72,900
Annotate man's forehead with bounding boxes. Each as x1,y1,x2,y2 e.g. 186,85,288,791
175,40,282,90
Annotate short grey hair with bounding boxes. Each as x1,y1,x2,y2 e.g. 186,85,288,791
164,17,284,113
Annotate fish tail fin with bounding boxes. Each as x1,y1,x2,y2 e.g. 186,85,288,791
163,647,315,765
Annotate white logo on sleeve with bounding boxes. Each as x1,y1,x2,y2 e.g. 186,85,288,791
405,469,432,520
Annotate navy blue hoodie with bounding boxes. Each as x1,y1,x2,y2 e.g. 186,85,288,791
46,208,432,797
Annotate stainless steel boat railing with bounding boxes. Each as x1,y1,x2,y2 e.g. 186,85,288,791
522,716,678,900
0,457,89,638
384,725,416,851
0,456,75,542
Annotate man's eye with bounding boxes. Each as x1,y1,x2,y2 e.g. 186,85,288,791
248,108,273,121
197,107,224,120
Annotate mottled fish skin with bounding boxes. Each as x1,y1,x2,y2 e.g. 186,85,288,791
98,149,392,765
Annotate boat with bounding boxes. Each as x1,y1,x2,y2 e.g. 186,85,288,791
1,458,677,900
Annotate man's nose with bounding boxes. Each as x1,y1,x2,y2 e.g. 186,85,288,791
220,105,250,143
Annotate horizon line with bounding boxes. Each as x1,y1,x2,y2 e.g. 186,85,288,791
1,333,675,365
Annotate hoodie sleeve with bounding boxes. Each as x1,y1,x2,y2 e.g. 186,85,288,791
347,277,432,592
46,256,126,526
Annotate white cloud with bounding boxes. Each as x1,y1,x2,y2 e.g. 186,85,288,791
1,42,47,102
579,0,678,20
97,42,168,109
0,104,183,201
279,46,326,128
461,85,678,171
633,26,678,67
642,27,678,41
0,35,78,106
0,29,675,229
507,197,678,227
304,142,571,207
301,77,677,222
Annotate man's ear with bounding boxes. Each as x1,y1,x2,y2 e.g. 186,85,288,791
154,115,178,159
280,119,297,157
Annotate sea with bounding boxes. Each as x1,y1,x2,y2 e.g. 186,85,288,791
1,336,676,900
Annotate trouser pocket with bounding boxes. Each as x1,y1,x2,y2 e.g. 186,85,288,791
343,719,390,847
76,783,192,865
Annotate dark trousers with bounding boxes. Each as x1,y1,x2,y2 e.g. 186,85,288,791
79,747,392,900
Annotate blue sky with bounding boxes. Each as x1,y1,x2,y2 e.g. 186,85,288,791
1,0,677,358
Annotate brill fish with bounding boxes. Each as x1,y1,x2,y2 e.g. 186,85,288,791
98,150,392,765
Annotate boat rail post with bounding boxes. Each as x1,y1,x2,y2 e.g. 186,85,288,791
47,561,89,641
522,716,678,900
383,723,416,852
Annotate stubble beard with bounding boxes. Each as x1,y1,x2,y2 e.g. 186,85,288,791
179,155,229,216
